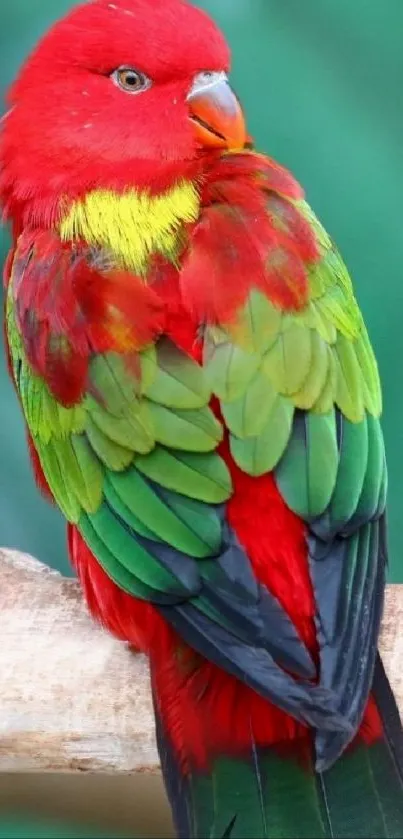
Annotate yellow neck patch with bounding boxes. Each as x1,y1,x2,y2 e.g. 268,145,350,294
59,181,200,274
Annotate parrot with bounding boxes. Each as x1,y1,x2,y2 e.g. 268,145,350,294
2,0,403,836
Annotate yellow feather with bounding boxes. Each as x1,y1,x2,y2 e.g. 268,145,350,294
59,182,200,274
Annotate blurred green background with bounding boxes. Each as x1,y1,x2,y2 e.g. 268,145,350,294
1,0,402,836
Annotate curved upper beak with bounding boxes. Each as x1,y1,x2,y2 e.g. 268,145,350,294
187,76,250,152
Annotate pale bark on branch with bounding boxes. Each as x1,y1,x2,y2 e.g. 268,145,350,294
0,548,402,774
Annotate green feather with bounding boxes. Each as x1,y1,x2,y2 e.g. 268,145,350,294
329,418,368,526
189,751,328,839
142,337,210,409
156,491,223,555
355,415,385,521
19,369,43,437
103,477,161,541
377,457,388,515
135,447,232,503
43,436,102,515
263,755,328,839
364,739,403,838
107,467,218,558
204,330,261,402
209,757,270,838
355,329,382,417
297,199,332,249
294,330,329,411
313,348,337,414
230,396,294,477
319,272,361,341
146,401,222,452
334,335,364,422
221,370,277,438
85,415,134,471
262,321,312,396
319,742,399,839
68,434,103,511
79,514,161,600
309,255,336,300
139,344,158,393
234,290,281,354
87,397,154,453
20,370,84,442
88,502,188,594
187,773,214,839
304,299,338,344
38,443,81,522
181,721,403,838
42,390,84,439
275,411,338,518
88,352,140,413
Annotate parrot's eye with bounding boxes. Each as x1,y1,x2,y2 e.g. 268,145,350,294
111,66,151,94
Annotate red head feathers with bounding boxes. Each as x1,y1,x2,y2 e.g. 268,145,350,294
0,0,244,226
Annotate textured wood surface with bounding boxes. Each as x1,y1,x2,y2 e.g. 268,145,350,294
0,548,157,774
0,547,402,774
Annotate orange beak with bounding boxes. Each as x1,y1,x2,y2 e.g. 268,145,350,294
188,78,250,152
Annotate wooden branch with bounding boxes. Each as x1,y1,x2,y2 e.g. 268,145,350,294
0,547,402,774
0,548,158,774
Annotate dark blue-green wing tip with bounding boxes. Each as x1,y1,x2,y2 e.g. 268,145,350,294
95,470,346,734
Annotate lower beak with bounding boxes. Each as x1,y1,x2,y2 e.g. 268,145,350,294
188,79,250,152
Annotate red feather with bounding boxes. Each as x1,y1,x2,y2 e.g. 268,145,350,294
10,230,165,405
180,153,317,324
202,152,304,202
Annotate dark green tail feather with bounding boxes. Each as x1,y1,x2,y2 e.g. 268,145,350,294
155,658,403,838
186,742,403,839
189,751,329,839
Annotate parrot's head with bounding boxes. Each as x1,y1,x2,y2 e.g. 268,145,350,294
1,0,249,225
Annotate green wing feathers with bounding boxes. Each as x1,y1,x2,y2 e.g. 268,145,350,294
6,256,232,602
6,198,384,575
205,199,382,481
201,191,387,767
